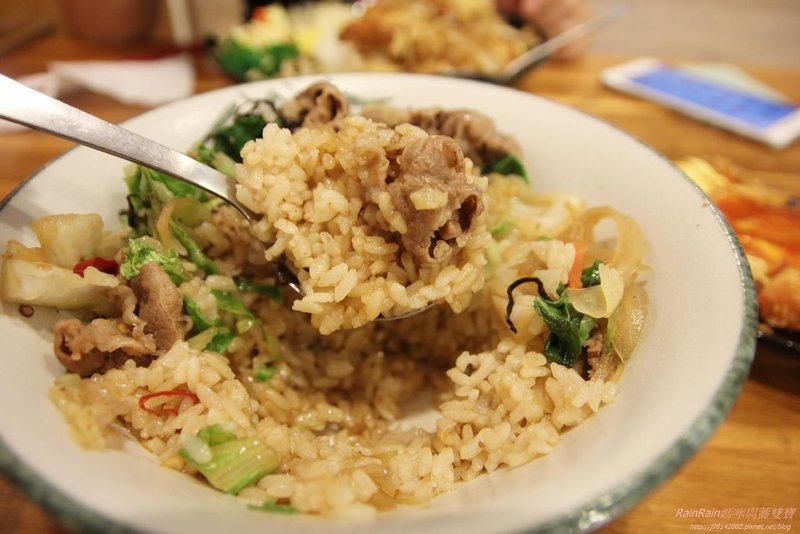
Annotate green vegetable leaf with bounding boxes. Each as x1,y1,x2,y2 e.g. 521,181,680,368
171,222,220,275
533,287,597,366
186,327,219,352
258,43,301,76
185,324,235,354
125,166,209,237
215,38,262,78
482,154,529,181
183,297,218,332
198,424,237,446
216,38,299,80
171,198,212,228
212,290,255,319
205,151,237,178
119,237,187,284
234,276,283,303
580,260,603,288
212,289,256,334
206,113,267,163
148,168,206,201
125,165,146,197
179,434,278,495
196,144,217,168
129,166,205,202
206,328,236,354
183,290,248,354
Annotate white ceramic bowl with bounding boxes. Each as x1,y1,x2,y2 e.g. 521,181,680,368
0,73,756,533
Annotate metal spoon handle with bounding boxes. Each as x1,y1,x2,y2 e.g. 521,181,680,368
0,73,254,221
501,2,628,83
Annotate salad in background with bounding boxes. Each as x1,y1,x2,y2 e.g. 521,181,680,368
210,3,361,80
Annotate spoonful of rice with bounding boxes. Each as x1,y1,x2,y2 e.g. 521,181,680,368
0,76,487,329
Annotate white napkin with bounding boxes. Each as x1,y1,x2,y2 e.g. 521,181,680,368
1,54,195,133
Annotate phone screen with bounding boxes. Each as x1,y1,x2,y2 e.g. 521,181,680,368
630,68,797,129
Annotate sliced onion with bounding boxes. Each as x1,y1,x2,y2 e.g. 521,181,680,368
607,282,649,363
534,268,563,300
156,197,209,252
156,200,177,250
566,264,624,318
569,207,647,286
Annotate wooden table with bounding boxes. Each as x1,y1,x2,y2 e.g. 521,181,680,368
1,33,798,533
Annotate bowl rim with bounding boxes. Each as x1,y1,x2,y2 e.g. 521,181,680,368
0,73,758,533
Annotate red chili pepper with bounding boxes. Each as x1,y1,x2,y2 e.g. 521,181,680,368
73,257,118,277
139,389,200,415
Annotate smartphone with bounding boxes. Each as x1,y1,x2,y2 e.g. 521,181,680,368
601,58,800,149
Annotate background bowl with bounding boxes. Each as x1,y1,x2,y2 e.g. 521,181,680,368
0,73,756,533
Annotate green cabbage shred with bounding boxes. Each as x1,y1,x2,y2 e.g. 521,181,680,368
119,237,187,284
179,425,278,495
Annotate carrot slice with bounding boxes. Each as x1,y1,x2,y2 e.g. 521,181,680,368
568,240,585,288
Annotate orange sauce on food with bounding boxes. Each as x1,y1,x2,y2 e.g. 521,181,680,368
714,190,800,271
